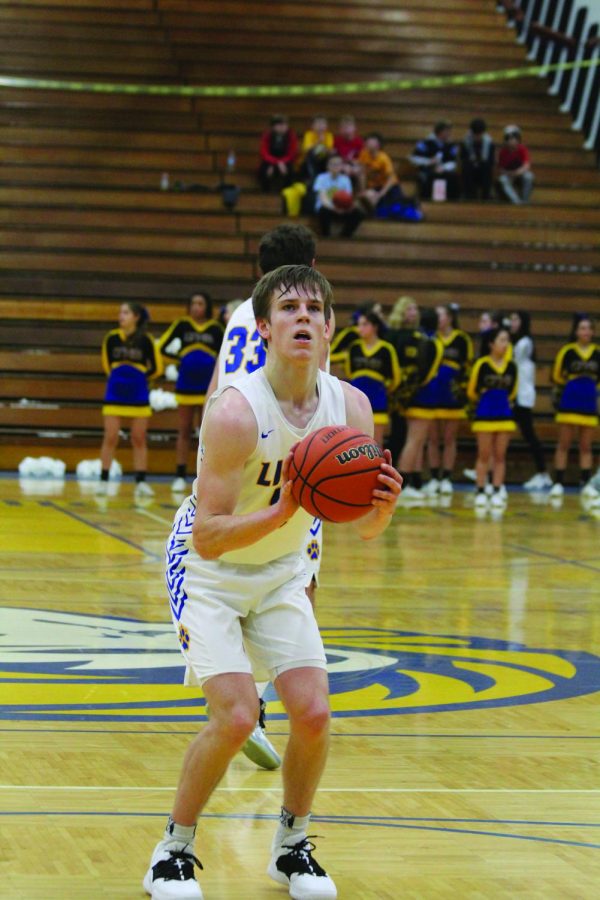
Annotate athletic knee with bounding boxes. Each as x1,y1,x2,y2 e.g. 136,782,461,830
131,432,146,450
290,696,330,739
211,702,257,746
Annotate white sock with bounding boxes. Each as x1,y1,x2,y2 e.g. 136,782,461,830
273,806,311,851
163,815,196,851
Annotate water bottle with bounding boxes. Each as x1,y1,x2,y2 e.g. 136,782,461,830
226,150,236,174
160,172,170,191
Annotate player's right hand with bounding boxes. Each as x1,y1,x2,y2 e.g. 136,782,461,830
276,448,300,524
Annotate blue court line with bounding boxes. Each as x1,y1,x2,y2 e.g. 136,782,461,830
505,542,600,574
44,501,159,559
0,727,598,739
0,811,597,850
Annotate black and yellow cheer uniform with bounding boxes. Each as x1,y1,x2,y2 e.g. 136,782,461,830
157,317,224,405
467,353,518,432
101,328,162,417
429,329,473,419
329,325,359,365
552,341,600,427
342,338,401,425
387,327,426,407
401,335,444,418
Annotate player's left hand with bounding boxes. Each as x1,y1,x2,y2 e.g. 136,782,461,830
371,449,403,514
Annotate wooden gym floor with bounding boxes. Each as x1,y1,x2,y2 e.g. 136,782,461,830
1,475,599,899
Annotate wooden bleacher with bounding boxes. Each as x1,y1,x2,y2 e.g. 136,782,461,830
0,0,598,475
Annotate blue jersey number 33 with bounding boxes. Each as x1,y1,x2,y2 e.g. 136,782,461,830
224,326,266,374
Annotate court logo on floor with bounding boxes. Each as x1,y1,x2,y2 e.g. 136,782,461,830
1,608,599,721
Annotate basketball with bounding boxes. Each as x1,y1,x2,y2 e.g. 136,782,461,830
332,189,354,210
289,425,384,522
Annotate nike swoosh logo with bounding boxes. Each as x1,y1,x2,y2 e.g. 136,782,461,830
261,429,274,439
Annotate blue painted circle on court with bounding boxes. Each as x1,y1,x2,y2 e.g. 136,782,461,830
1,609,599,721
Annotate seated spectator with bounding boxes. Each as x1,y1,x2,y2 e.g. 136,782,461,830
258,115,298,193
333,115,364,180
410,119,460,201
497,125,534,204
461,118,495,200
300,114,335,181
312,154,364,238
357,132,405,212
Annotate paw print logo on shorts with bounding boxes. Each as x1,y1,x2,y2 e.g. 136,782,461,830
306,539,320,561
178,624,190,650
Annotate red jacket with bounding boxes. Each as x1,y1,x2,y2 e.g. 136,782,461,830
498,144,530,171
259,129,299,164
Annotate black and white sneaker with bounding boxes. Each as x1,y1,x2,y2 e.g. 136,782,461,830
268,836,337,899
143,840,203,899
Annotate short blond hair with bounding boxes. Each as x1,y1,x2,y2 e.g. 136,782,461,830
388,296,419,329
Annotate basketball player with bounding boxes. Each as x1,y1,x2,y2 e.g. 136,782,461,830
144,265,402,900
205,224,326,770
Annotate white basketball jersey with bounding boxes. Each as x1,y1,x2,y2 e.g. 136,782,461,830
218,296,330,388
197,367,346,566
217,298,265,388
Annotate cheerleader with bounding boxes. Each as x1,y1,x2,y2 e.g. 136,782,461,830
157,292,224,492
342,311,400,447
386,296,423,464
467,326,518,509
99,302,162,495
549,314,600,499
397,308,443,500
425,304,473,495
509,310,550,490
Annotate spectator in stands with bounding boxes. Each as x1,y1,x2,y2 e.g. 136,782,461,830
258,115,298,192
549,314,600,499
508,310,551,490
300,114,335,181
333,115,364,181
461,118,495,200
157,292,224,493
312,154,364,237
410,120,460,201
497,125,534,204
98,302,162,497
357,132,405,213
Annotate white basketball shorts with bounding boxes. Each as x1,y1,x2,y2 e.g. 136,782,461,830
165,497,327,686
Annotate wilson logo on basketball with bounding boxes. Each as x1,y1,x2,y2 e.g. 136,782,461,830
335,443,383,465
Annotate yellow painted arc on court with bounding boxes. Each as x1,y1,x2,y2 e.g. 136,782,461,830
328,642,576,678
3,664,557,716
1,682,198,707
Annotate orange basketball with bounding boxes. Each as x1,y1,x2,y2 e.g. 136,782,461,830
332,189,353,210
289,425,384,522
